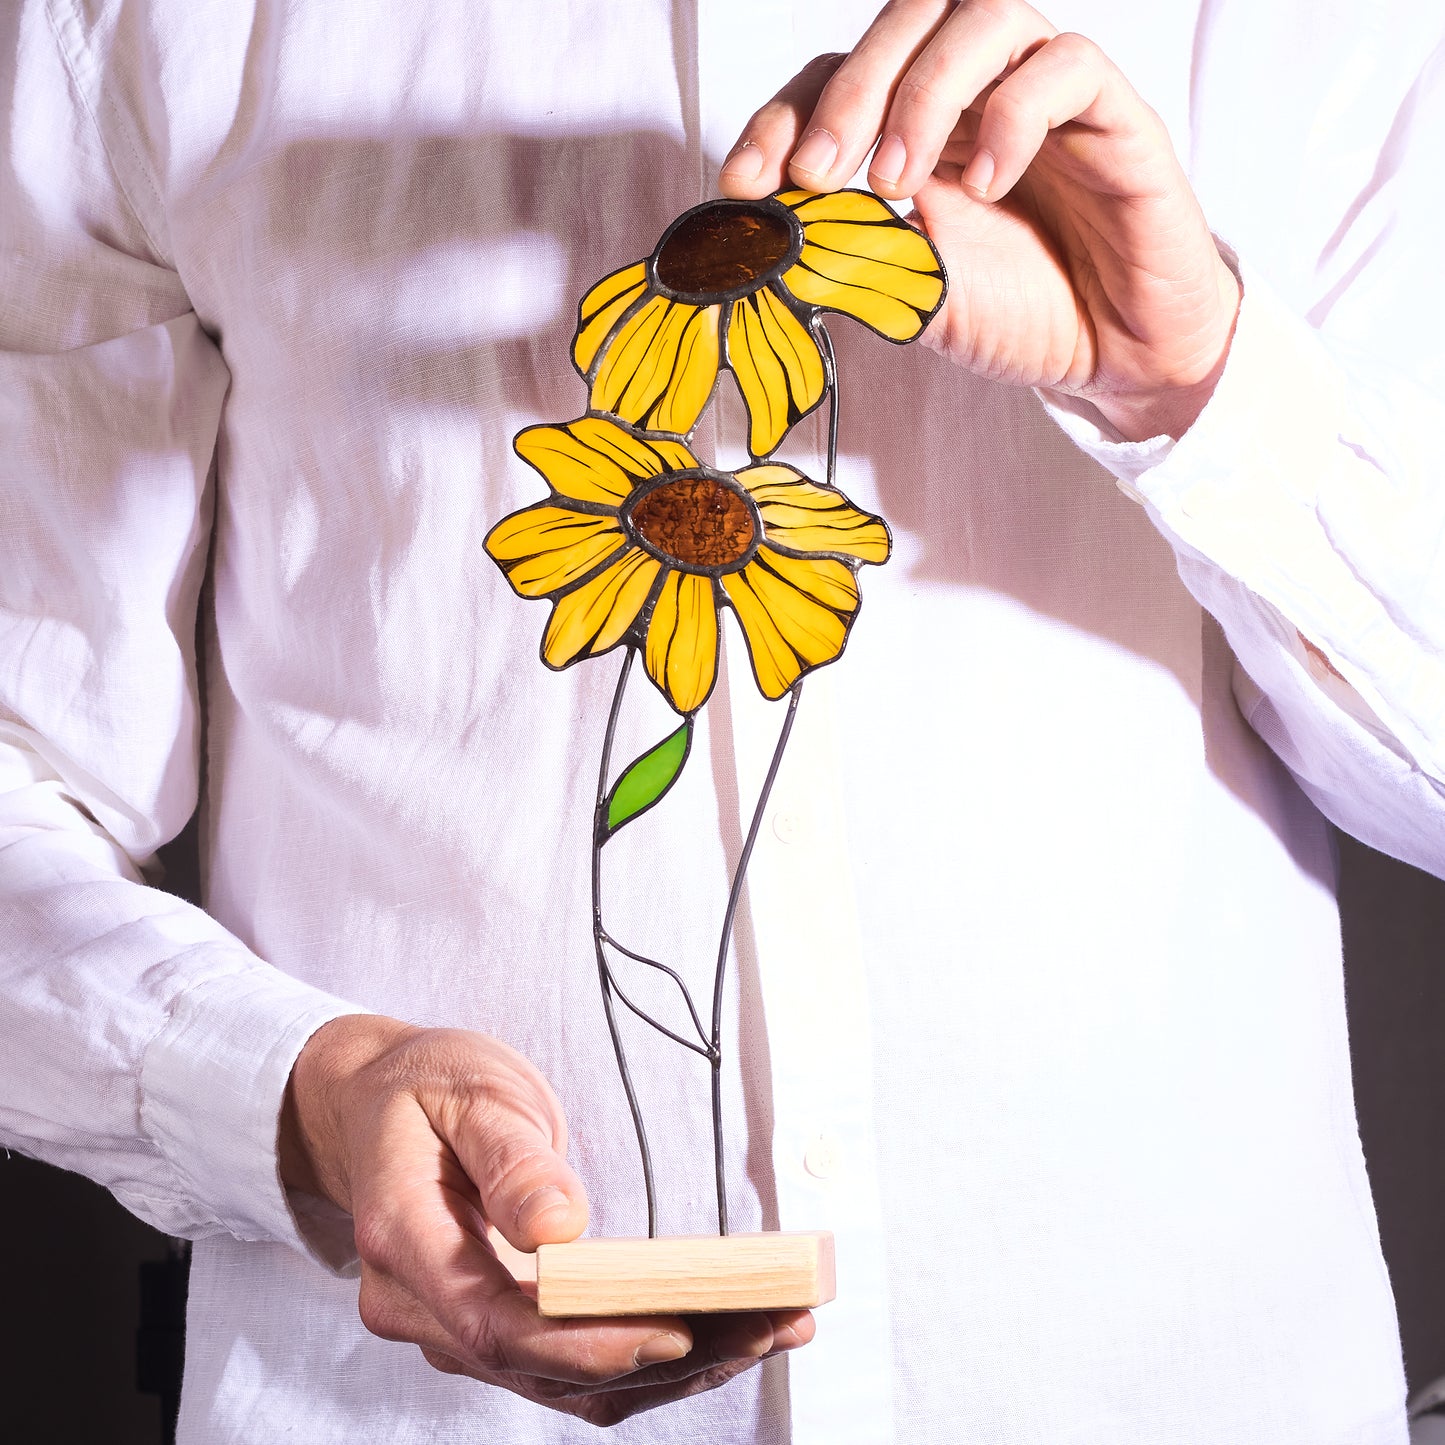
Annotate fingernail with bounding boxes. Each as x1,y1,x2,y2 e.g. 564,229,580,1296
771,1323,805,1351
871,133,907,188
514,1185,570,1236
962,148,995,198
721,141,765,184
633,1331,690,1367
715,1321,773,1360
790,128,839,180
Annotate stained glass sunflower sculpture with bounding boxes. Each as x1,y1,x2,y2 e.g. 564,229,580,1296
573,189,945,458
485,415,890,716
484,188,945,1253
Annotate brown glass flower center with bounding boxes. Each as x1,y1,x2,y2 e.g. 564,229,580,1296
628,476,756,570
653,202,796,298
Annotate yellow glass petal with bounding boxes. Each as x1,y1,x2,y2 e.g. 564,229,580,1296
802,219,942,274
781,189,902,226
591,295,721,435
756,289,827,402
739,467,890,564
781,259,930,340
516,423,636,504
565,416,700,480
516,418,700,506
542,548,661,668
574,262,649,373
722,568,798,699
762,546,860,614
615,301,690,419
485,506,625,597
647,436,700,472
728,289,827,456
592,294,668,403
645,570,719,714
734,462,801,491
652,304,722,434
727,298,784,456
797,242,943,314
722,549,854,700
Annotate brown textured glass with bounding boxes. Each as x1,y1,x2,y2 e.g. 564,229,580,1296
629,477,755,569
654,203,794,296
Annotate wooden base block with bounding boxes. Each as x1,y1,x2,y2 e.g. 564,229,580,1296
535,1230,835,1317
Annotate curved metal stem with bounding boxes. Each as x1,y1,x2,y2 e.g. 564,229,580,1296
599,931,711,1048
709,682,803,1235
817,320,840,488
591,647,658,1237
605,966,716,1059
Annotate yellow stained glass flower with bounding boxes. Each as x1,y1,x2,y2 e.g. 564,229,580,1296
572,189,945,459
485,415,891,714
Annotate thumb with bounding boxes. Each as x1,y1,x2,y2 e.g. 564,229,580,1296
439,1035,591,1253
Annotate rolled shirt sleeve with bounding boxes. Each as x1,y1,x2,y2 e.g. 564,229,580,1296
1043,250,1445,875
0,2,366,1266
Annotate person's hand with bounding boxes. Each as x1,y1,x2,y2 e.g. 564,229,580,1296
719,0,1241,441
279,1015,812,1426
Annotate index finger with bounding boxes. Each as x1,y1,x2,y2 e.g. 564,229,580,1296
721,0,953,198
864,0,1056,198
720,0,1055,201
720,52,847,199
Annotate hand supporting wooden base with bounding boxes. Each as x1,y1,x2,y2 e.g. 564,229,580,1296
534,1230,835,1318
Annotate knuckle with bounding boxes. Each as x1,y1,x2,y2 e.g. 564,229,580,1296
889,0,953,19
1049,31,1103,66
692,1360,758,1398
968,0,1019,30
577,1396,631,1428
984,84,1032,125
819,66,871,110
893,70,949,115
419,1347,468,1378
352,1204,403,1274
354,1025,433,1093
801,51,847,79
741,99,787,136
356,1280,407,1344
405,1026,475,1082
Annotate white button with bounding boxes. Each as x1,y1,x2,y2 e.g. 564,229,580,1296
772,810,804,844
803,1132,841,1179
1114,476,1144,504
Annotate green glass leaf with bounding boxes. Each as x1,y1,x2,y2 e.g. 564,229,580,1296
603,720,692,838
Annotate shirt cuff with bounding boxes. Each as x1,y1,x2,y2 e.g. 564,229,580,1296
139,958,369,1273
1035,387,1176,490
1037,245,1428,763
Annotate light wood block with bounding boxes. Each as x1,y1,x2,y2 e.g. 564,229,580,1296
535,1230,835,1317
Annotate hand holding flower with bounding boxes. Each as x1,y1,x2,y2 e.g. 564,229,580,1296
720,0,1241,441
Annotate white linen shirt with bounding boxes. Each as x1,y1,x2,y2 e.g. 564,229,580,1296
3,1,1444,1442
